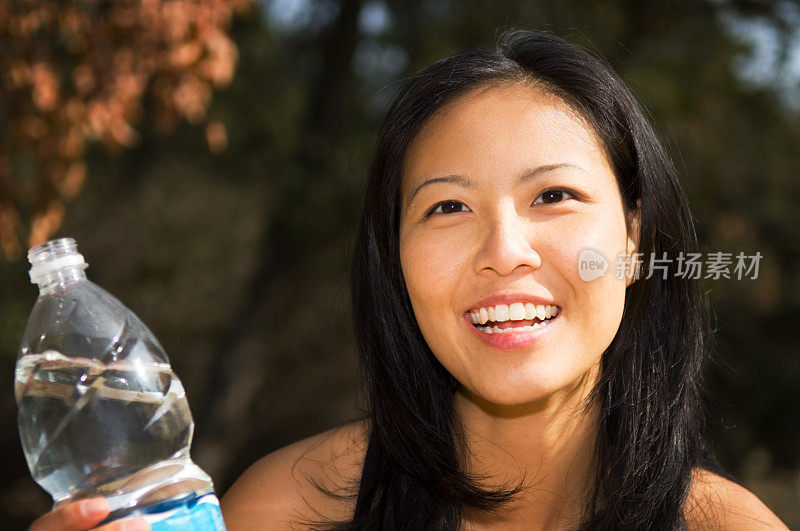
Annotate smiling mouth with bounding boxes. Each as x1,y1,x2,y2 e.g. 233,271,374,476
474,314,559,333
470,306,561,334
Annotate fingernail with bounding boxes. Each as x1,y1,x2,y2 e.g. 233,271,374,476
119,519,150,531
80,498,109,518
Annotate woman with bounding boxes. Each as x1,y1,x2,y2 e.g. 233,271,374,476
33,29,786,531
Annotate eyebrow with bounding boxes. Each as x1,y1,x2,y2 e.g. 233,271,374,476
404,163,585,212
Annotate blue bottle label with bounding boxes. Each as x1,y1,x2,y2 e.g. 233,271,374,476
140,493,226,530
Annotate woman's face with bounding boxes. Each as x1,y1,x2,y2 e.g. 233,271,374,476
398,82,639,407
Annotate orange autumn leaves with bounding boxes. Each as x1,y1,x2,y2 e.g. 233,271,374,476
0,0,250,259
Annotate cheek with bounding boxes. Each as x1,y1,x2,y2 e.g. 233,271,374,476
554,214,629,347
400,231,468,314
400,230,473,362
553,205,630,278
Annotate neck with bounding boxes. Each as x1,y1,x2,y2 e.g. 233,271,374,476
455,367,600,528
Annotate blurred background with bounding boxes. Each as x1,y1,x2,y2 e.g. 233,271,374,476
1,0,799,527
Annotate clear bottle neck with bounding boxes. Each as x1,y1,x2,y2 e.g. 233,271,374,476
28,238,89,295
35,267,88,295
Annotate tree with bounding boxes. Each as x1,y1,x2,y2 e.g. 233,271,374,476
0,0,249,259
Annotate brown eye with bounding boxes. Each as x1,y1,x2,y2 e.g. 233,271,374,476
429,200,469,216
534,188,574,205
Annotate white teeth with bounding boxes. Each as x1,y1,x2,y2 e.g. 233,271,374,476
524,303,536,320
475,318,555,334
494,305,509,321
468,302,561,324
509,302,526,320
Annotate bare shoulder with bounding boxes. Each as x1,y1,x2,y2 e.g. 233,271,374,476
221,418,369,530
685,468,788,529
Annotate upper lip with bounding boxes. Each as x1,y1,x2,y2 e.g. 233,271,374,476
464,292,559,314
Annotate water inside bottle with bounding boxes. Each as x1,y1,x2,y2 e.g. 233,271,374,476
15,349,213,511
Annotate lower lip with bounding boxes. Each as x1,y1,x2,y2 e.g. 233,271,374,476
464,311,561,351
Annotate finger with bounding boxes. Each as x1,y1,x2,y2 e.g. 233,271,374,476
29,498,109,531
92,518,150,531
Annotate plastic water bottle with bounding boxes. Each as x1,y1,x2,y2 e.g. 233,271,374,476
14,238,226,529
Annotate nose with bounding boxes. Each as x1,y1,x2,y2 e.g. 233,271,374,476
474,204,542,276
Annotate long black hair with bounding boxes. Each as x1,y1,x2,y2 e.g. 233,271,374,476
312,28,726,530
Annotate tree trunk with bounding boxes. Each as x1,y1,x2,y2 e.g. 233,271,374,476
193,0,364,488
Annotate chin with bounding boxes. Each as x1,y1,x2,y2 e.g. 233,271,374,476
459,366,599,410
460,379,564,409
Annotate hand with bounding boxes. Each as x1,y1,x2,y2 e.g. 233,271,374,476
29,498,150,531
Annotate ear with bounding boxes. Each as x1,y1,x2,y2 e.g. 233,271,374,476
625,199,642,287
